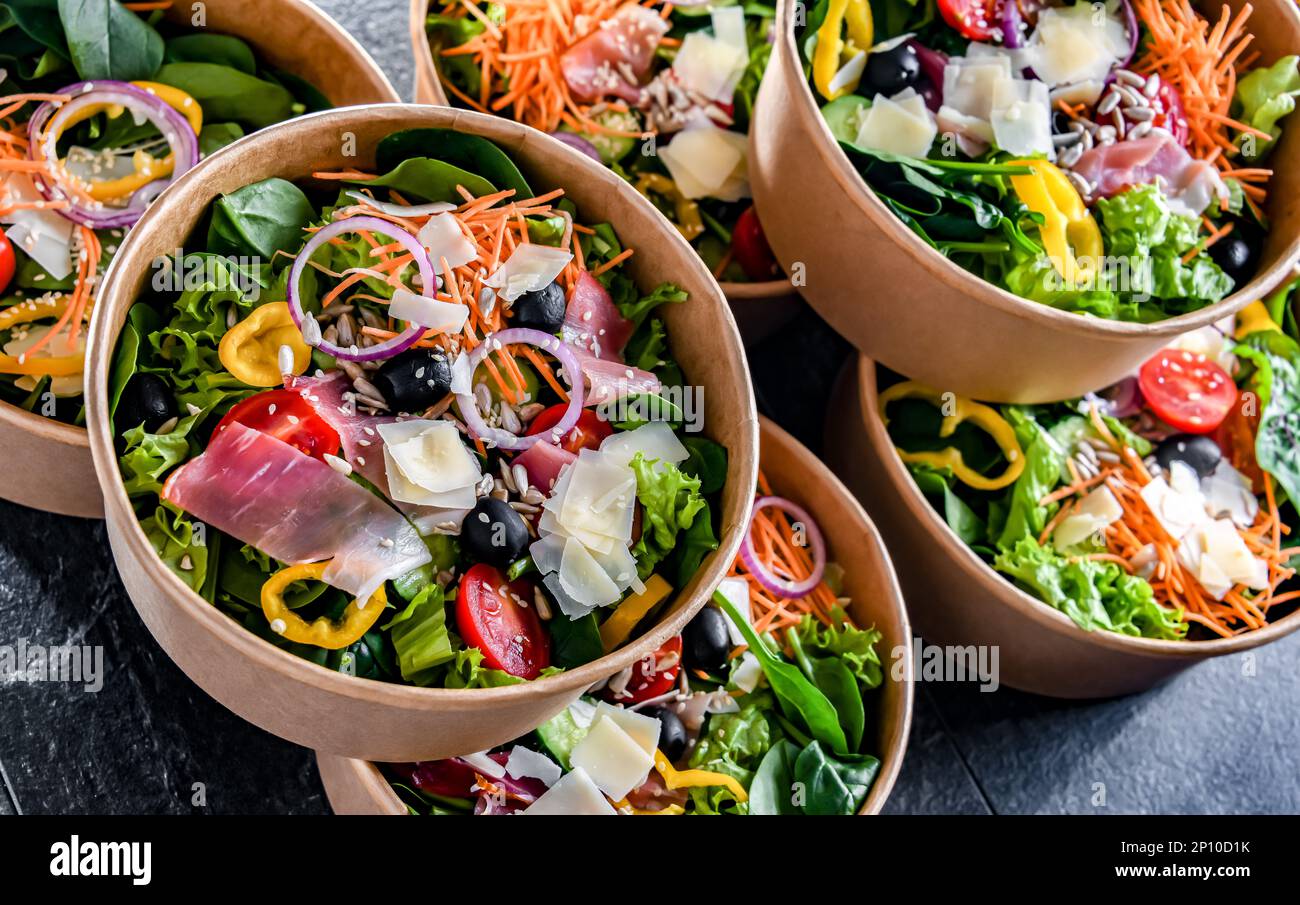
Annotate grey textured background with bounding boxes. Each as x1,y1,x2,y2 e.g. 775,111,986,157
0,0,1295,816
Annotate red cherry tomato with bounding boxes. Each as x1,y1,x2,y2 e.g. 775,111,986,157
0,229,16,295
1137,348,1237,434
937,0,1000,41
213,388,341,460
456,564,551,679
525,403,612,453
730,206,779,282
606,635,682,704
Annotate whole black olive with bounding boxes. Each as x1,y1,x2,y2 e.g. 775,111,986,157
642,705,687,762
461,497,530,567
862,43,921,97
511,281,567,334
1155,433,1222,478
373,347,453,413
1209,220,1263,285
116,373,176,433
682,606,730,672
1051,109,1073,135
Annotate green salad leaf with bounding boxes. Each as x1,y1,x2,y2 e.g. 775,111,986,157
1233,55,1300,160
207,178,315,259
687,695,774,815
1235,330,1300,507
58,0,163,81
153,62,297,129
629,452,708,579
384,584,454,684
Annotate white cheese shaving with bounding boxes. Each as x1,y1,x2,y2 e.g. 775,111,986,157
505,746,563,787
388,288,469,334
593,702,661,757
854,93,937,158
461,751,505,779
416,212,478,270
731,652,763,694
1023,4,1130,87
672,28,748,103
378,419,481,503
716,576,752,646
522,767,617,815
483,243,572,302
0,173,74,281
598,422,689,469
659,122,750,201
569,714,654,801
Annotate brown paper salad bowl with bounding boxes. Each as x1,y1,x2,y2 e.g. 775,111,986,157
826,355,1300,698
751,0,1300,403
86,104,757,760
314,415,910,815
0,0,398,518
407,0,801,344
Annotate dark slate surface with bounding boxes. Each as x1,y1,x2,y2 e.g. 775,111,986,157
1,2,1296,817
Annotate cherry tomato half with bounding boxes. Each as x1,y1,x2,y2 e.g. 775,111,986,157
525,403,612,453
730,206,779,282
456,564,551,679
606,635,682,704
0,229,16,296
213,388,341,460
1137,348,1237,434
937,0,1000,41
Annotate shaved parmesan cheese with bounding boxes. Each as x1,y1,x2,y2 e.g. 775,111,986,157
1053,485,1123,550
829,50,867,97
569,714,654,800
1049,80,1105,108
461,750,505,779
505,746,562,787
450,351,473,395
716,576,752,646
0,173,74,281
598,422,688,468
942,55,1013,121
388,288,469,333
556,450,636,544
1140,473,1209,541
416,212,478,269
1201,518,1269,589
991,78,1053,158
1201,460,1258,528
523,767,617,815
593,702,661,756
379,421,483,499
484,244,573,302
383,444,479,508
672,29,748,103
854,93,937,158
659,123,750,201
731,651,762,694
1024,4,1129,87
559,535,622,608
711,5,747,54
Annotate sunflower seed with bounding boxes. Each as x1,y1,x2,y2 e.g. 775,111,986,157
1066,171,1093,197
512,464,530,497
1144,74,1161,98
1097,91,1121,115
1126,106,1155,122
1058,143,1084,168
1053,131,1083,147
1116,69,1146,88
1129,120,1154,139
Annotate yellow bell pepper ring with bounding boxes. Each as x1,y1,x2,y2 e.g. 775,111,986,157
878,381,1026,491
1235,300,1281,338
635,174,704,243
260,561,388,650
1008,159,1103,286
813,0,873,101
219,301,312,387
599,574,672,651
653,750,749,803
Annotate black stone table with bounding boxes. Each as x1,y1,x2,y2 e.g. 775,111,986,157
0,1,1295,815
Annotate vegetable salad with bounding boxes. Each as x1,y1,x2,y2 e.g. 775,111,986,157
425,0,783,283
1,0,329,423
883,287,1300,640
110,127,729,689
385,472,886,815
801,0,1299,321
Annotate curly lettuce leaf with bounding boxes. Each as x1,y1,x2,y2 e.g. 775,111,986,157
995,406,1066,548
792,607,883,693
1233,55,1300,161
687,694,777,815
1234,330,1300,507
383,583,454,684
629,451,709,579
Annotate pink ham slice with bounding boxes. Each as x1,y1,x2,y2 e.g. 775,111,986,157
573,349,661,406
162,422,430,600
286,372,393,492
561,271,634,361
1071,129,1228,215
513,439,577,494
560,3,669,104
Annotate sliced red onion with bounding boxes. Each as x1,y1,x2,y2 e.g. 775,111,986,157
548,131,603,164
27,80,199,230
1117,0,1138,71
287,214,433,362
456,328,581,451
1001,0,1025,48
739,496,827,600
1087,375,1144,419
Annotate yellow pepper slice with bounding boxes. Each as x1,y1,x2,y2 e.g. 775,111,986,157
599,574,672,651
1235,300,1281,338
53,82,202,203
653,750,748,803
611,797,686,815
0,298,83,376
219,301,311,387
813,0,873,100
1008,159,1103,286
261,561,388,650
878,381,1026,491
0,296,69,332
635,174,704,243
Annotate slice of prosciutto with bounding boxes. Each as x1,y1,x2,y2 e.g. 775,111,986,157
561,271,634,361
163,422,430,600
514,437,578,494
570,346,661,406
560,4,669,104
1071,129,1228,215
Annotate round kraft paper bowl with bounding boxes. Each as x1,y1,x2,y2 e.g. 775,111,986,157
86,104,758,761
825,355,1300,698
315,415,912,814
407,0,798,342
0,0,398,519
751,0,1300,404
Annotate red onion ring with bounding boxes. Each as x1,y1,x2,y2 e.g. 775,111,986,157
1001,0,1025,48
286,214,432,362
739,496,827,599
1087,375,1144,419
26,81,199,230
456,328,582,450
908,40,948,110
548,131,603,164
